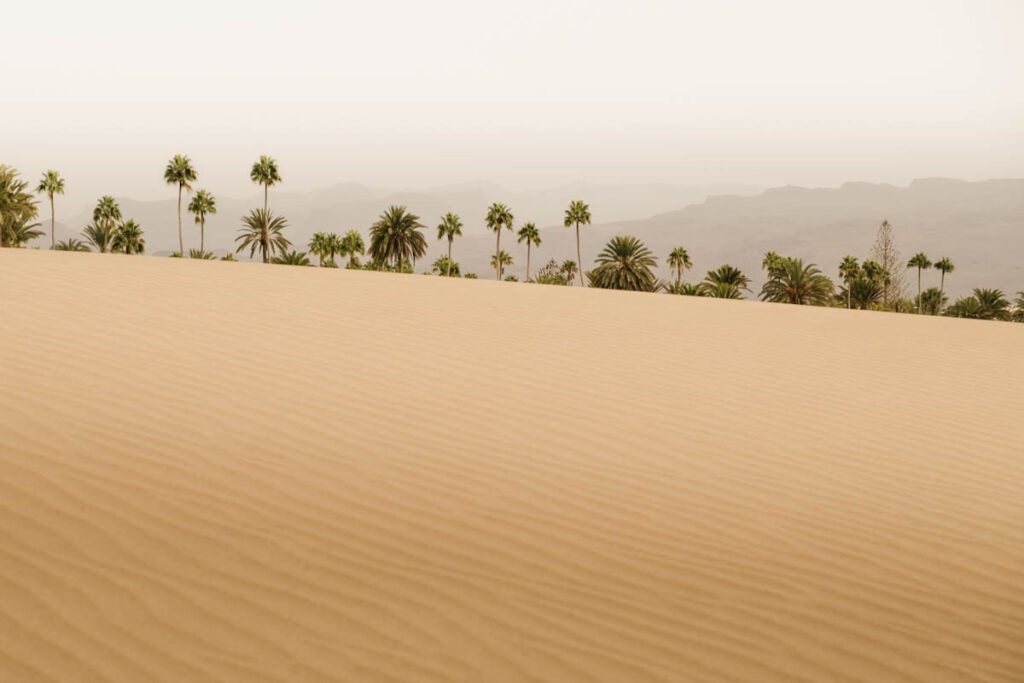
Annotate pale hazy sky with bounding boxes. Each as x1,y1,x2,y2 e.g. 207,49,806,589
6,0,1024,207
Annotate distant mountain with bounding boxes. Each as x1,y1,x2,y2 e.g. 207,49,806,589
51,181,757,256
453,178,1024,297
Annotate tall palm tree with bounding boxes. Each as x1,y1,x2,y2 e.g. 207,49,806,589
82,223,116,253
838,255,860,309
517,222,541,281
563,200,591,287
340,230,365,268
485,203,514,280
163,155,197,257
907,252,932,313
436,213,463,277
369,206,426,271
491,250,514,278
35,170,65,249
561,260,578,285
934,258,954,315
667,246,692,286
236,208,291,263
54,238,90,252
187,189,217,253
701,264,750,298
112,219,146,255
587,235,658,291
760,258,834,305
250,155,281,213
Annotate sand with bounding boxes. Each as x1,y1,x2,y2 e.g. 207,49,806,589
1,249,1022,682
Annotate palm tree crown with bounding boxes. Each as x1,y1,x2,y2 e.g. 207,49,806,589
369,206,426,271
563,200,591,287
588,235,659,292
907,252,933,313
236,208,291,263
54,238,90,252
340,230,366,268
701,264,750,299
36,170,65,249
112,220,146,255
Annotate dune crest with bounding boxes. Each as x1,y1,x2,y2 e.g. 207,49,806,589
1,250,1022,682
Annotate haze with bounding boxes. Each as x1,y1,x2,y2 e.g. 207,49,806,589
7,0,1024,210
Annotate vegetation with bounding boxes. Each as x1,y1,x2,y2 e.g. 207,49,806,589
0,166,39,247
187,189,217,254
54,238,90,252
907,252,932,313
517,222,541,281
588,235,658,291
946,289,1012,321
164,155,197,256
490,250,513,276
760,258,833,305
250,155,281,213
667,247,692,287
35,170,65,248
564,200,590,286
83,222,116,253
432,255,461,277
436,213,462,277
701,265,750,299
272,250,312,266
369,206,426,272
236,209,291,263
112,220,146,255
485,203,514,280
340,230,366,268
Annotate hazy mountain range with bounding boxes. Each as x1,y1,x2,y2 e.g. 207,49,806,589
48,178,1023,298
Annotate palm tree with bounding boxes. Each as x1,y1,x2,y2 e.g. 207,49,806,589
82,222,116,253
587,235,658,291
561,260,578,285
701,264,750,298
664,282,704,296
35,170,65,249
667,246,692,286
93,195,122,227
517,222,541,281
760,258,834,305
112,219,145,255
849,277,883,310
906,252,932,313
933,258,954,315
838,255,860,309
432,255,460,277
919,287,947,316
436,213,463,277
272,250,312,266
972,288,1012,321
250,155,281,213
485,203,514,280
761,251,785,279
54,238,90,252
187,189,217,254
189,249,215,260
340,230,366,268
563,200,591,287
490,250,514,277
236,208,291,263
163,155,197,256
1,217,44,248
369,206,426,271
1013,292,1024,323
0,166,39,244
308,232,334,266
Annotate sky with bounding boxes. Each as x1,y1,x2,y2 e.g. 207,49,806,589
6,0,1024,208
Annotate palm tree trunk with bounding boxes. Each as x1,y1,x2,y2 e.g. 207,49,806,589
264,185,268,214
576,223,584,287
917,268,922,313
200,217,205,253
938,272,945,315
526,244,531,282
495,231,501,280
447,241,452,277
50,195,56,249
177,185,184,256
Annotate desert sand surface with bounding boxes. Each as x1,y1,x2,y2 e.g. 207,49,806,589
1,249,1022,682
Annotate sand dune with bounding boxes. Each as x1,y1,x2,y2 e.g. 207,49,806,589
1,249,1022,682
